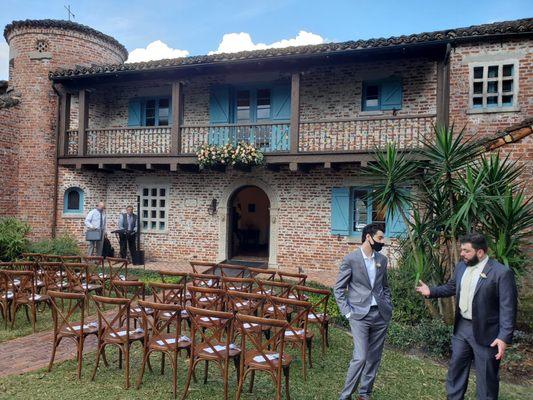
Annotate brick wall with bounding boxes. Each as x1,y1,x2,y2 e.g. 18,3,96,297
0,105,21,216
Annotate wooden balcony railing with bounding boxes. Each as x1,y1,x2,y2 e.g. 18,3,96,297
63,114,435,157
298,114,436,153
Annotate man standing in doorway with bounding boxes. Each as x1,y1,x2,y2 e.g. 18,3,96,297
334,223,393,400
416,233,517,399
84,201,107,256
118,205,137,260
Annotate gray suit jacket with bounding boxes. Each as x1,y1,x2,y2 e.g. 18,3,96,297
334,249,393,321
429,258,517,346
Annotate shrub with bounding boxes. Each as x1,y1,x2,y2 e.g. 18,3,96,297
0,217,30,261
388,266,432,325
387,319,453,358
28,235,81,256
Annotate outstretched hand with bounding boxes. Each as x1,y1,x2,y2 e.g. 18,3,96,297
415,280,431,297
491,339,507,361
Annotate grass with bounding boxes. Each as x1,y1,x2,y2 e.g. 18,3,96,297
0,326,530,400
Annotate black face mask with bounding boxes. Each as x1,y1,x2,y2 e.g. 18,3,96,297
465,255,480,266
370,237,385,252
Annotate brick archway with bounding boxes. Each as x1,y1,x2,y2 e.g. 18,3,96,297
217,178,279,268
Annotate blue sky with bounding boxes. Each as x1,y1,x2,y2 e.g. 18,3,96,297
0,0,531,79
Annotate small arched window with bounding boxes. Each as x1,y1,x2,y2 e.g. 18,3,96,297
64,187,84,214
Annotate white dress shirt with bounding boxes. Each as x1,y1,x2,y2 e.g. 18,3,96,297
361,248,378,306
459,256,489,320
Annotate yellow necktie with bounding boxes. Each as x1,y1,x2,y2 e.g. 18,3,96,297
459,267,476,316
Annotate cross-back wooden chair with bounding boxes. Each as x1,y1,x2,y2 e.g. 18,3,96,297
234,313,291,400
21,253,45,262
42,254,63,262
294,285,331,353
3,269,51,331
112,280,150,327
136,300,192,398
47,290,98,378
149,282,189,329
0,270,11,327
9,261,44,290
182,306,240,400
60,255,82,263
107,257,136,283
159,270,189,285
267,295,313,380
189,272,220,288
256,279,294,299
39,262,67,292
189,261,218,275
221,276,255,294
278,271,307,286
63,263,103,300
226,291,268,338
91,294,145,389
218,263,249,279
83,256,108,295
248,267,277,281
188,286,226,331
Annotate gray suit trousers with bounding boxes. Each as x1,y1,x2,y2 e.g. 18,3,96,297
339,307,389,400
447,317,500,400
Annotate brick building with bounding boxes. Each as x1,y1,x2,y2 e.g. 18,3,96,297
0,18,531,272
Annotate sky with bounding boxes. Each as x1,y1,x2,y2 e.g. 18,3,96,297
0,0,531,80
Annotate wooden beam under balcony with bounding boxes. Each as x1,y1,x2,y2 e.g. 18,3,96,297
78,89,89,156
171,82,183,155
57,91,71,157
436,43,451,129
290,72,300,154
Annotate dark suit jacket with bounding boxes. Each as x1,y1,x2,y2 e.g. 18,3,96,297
118,213,137,233
334,249,393,321
429,258,517,346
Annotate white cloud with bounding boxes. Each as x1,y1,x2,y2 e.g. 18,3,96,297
208,30,325,55
126,40,189,63
0,42,9,81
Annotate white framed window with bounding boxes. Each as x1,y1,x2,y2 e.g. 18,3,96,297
469,60,519,112
139,185,169,232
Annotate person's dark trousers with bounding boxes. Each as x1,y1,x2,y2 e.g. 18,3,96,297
119,232,137,260
447,317,500,400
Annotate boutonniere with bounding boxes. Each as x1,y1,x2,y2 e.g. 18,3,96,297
375,262,382,268
480,273,487,279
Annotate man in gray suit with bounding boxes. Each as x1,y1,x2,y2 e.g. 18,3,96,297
334,223,392,400
416,233,517,399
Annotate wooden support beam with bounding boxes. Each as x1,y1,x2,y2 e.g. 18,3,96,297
290,72,300,154
58,92,71,157
436,43,451,130
171,82,183,155
77,89,89,156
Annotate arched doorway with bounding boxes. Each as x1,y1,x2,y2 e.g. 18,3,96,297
227,185,270,262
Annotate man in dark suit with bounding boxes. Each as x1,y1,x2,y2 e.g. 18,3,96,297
117,205,137,260
416,232,517,400
334,223,393,400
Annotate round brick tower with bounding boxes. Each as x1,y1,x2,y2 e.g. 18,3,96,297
3,20,128,239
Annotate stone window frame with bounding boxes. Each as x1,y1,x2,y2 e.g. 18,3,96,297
468,59,520,113
138,184,169,234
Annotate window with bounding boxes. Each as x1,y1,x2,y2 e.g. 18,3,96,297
64,187,84,214
362,78,402,111
234,88,271,123
128,97,171,127
331,187,407,237
470,61,518,110
140,185,168,232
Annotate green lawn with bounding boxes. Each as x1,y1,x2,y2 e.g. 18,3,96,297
0,326,530,400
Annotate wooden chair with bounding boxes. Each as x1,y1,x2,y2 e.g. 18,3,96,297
278,271,307,286
150,282,189,329
112,280,150,327
188,286,226,331
234,313,291,400
182,306,240,400
248,267,277,281
218,263,248,279
136,300,192,398
267,295,313,380
47,290,98,378
91,295,145,389
60,255,82,263
4,269,51,331
63,263,103,302
188,272,220,288
189,261,218,275
256,279,294,299
295,285,331,353
159,270,188,285
0,270,11,327
39,262,68,292
83,256,108,295
42,254,63,262
221,276,255,293
226,291,268,339
107,257,136,283
21,253,45,262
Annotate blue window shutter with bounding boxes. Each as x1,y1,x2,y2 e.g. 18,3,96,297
209,86,231,124
386,205,408,237
128,99,142,126
331,187,350,235
380,78,402,110
271,84,291,120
